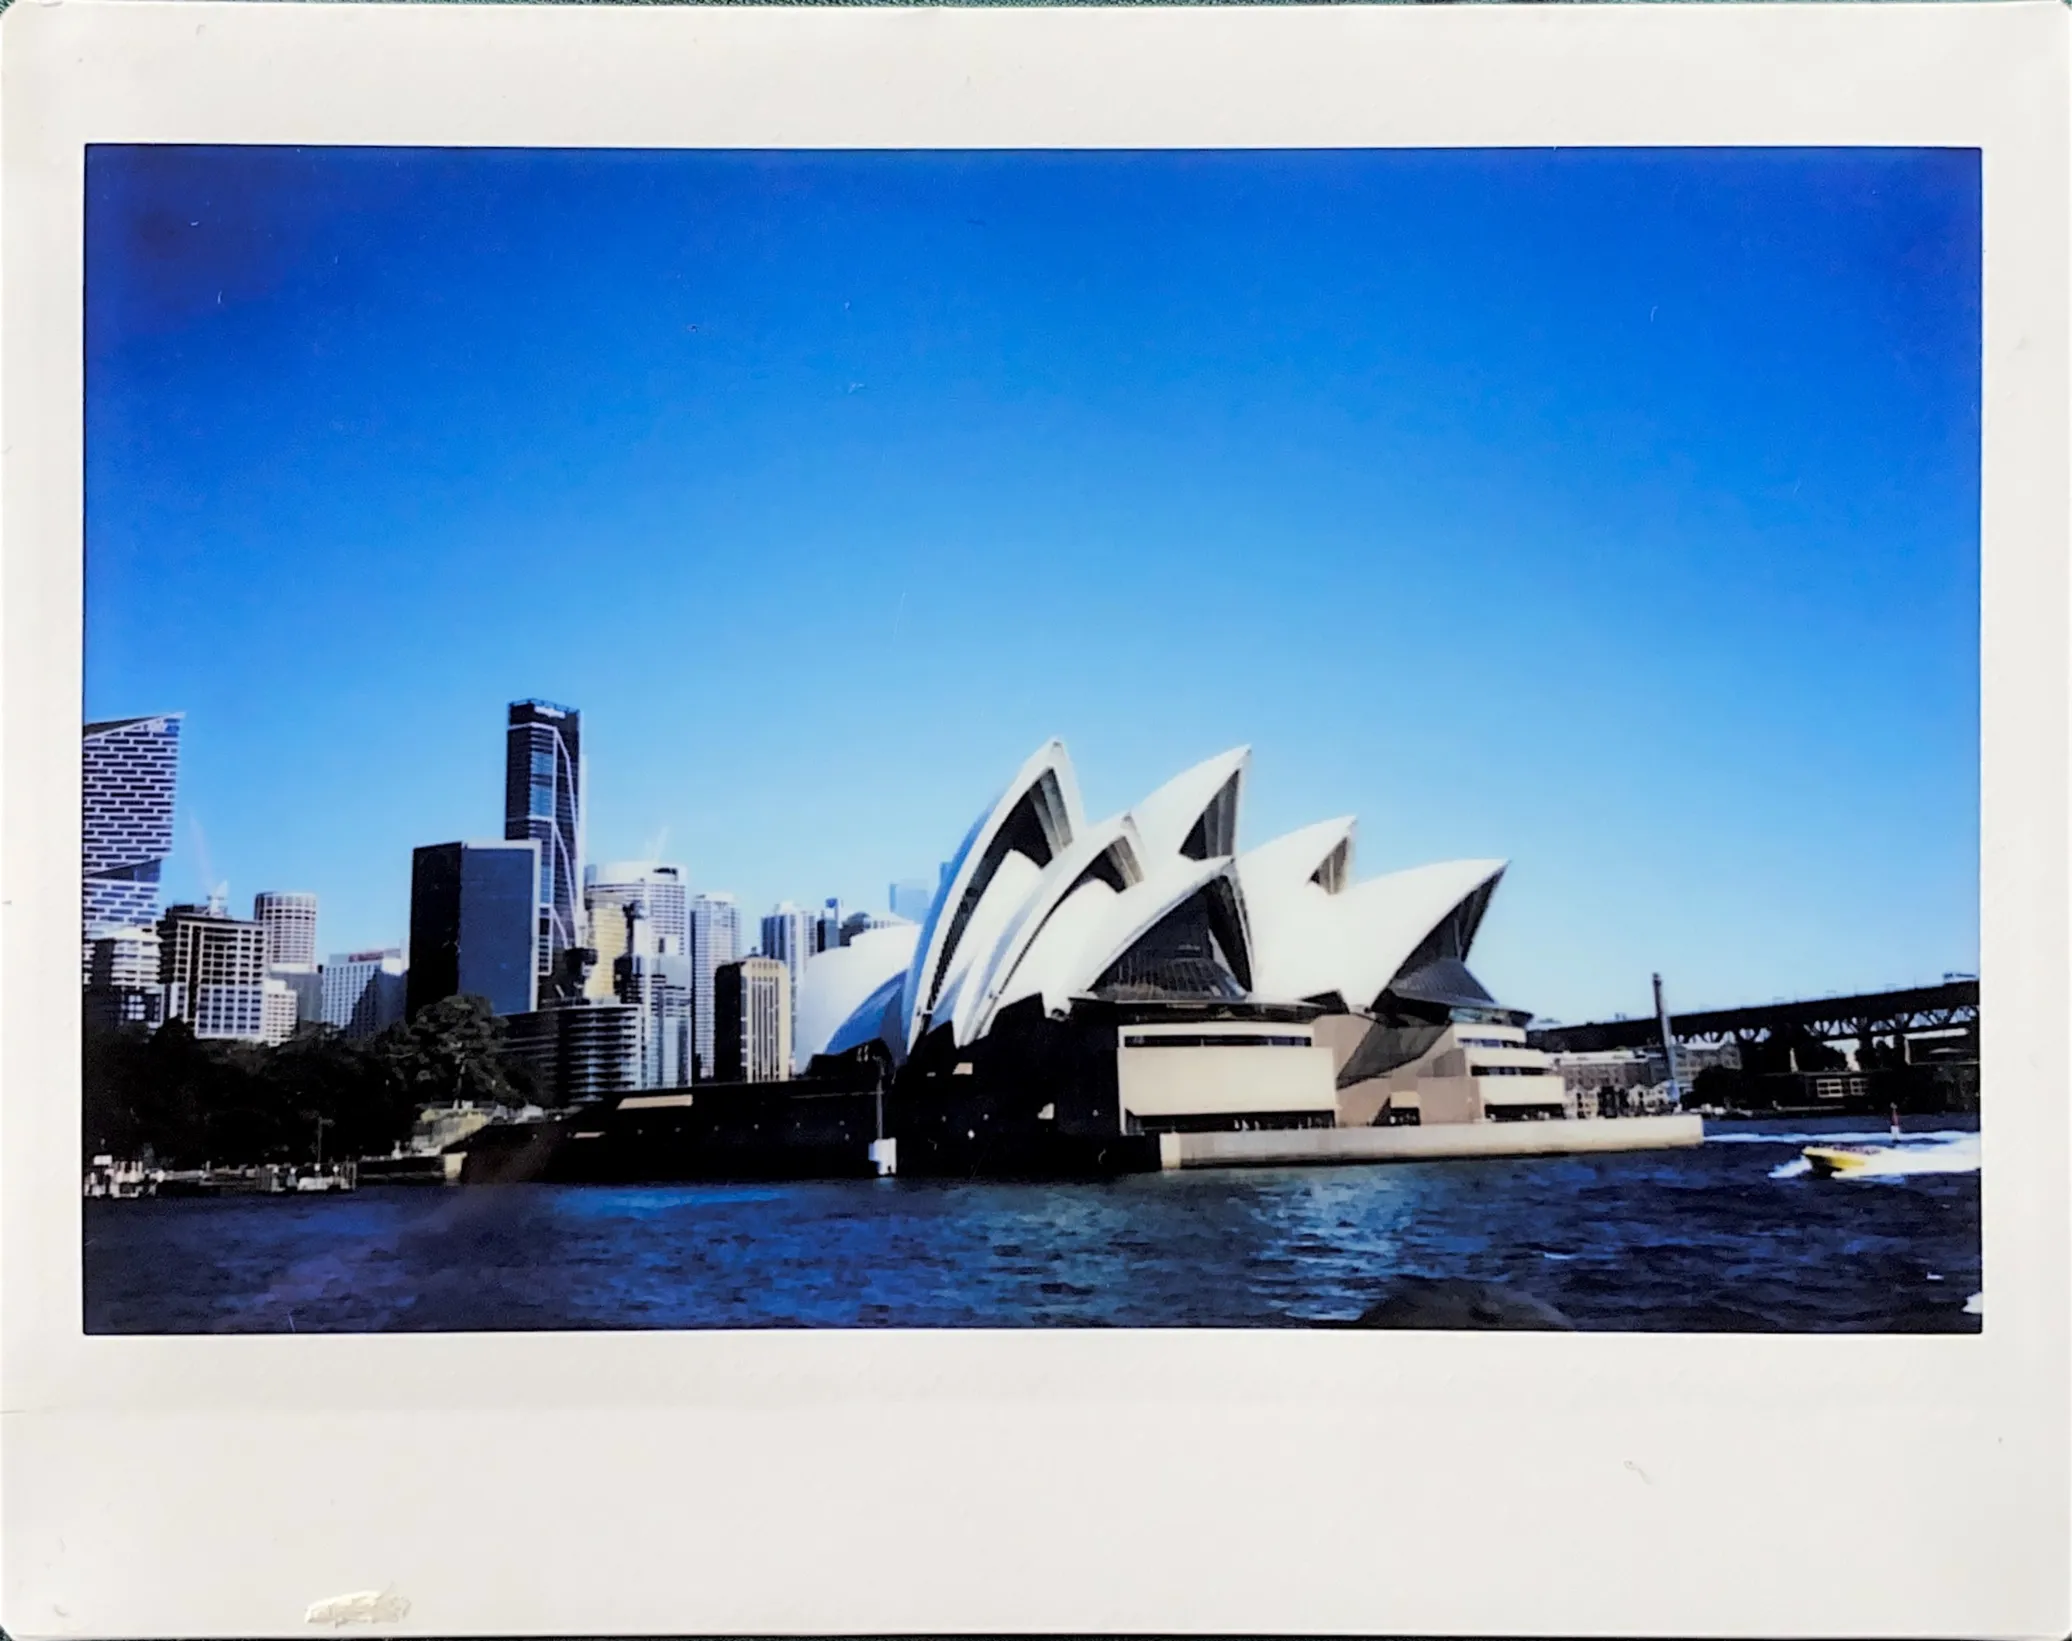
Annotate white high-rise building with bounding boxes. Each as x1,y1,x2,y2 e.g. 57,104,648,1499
253,891,322,1027
159,903,270,1041
321,948,409,1040
761,901,817,1071
253,891,318,970
584,862,689,1002
689,891,741,1082
261,981,301,1045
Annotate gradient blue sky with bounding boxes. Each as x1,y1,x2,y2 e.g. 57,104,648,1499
85,145,1980,1023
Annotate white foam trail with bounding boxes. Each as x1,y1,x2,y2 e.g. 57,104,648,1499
1769,1132,1980,1182
1964,1292,1983,1316
1713,1128,1974,1147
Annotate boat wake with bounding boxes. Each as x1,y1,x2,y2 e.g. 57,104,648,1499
1768,1132,1980,1182
1711,1128,1974,1147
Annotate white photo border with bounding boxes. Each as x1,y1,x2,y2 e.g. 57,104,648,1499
3,3,2066,1636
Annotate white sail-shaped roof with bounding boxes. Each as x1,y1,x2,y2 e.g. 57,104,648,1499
797,922,920,1063
1240,817,1358,1004
883,739,1516,1053
1326,858,1508,1012
900,740,1081,1051
1063,852,1252,1001
950,814,1145,1046
1128,747,1249,863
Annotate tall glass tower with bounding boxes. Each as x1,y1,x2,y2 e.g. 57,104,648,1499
503,699,583,983
82,713,183,963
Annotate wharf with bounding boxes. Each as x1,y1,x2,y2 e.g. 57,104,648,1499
1158,1113,1705,1170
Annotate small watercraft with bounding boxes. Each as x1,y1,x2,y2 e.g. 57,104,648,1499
1802,1107,1908,1178
1801,1144,1882,1178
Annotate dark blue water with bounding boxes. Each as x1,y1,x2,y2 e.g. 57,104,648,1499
83,1115,1982,1333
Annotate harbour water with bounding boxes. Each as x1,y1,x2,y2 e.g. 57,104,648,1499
83,1114,1981,1333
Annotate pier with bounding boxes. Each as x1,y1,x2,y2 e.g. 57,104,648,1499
1156,1112,1703,1170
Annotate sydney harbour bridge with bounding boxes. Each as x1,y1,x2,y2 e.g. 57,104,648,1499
1526,978,1980,1059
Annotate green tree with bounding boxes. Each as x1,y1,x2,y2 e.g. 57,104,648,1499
376,995,531,1111
259,1024,416,1163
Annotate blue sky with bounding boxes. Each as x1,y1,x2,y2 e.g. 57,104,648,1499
85,146,1980,1023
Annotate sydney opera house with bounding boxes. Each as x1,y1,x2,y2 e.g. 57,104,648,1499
799,740,1570,1174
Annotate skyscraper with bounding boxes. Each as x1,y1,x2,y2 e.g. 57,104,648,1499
611,899,694,1089
83,714,183,965
715,955,790,1083
253,890,322,1024
503,699,583,984
253,891,318,969
689,891,741,1081
760,901,816,1071
407,840,541,1018
584,862,688,1001
814,897,846,955
889,879,933,925
159,902,271,1041
321,948,409,1040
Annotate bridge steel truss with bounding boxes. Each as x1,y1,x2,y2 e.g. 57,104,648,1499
1527,980,1980,1055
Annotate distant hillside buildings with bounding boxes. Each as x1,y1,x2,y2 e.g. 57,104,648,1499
80,699,935,1099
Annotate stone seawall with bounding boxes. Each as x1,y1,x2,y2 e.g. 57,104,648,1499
1159,1113,1705,1170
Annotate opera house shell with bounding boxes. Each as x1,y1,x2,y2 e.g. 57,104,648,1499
799,740,1560,1174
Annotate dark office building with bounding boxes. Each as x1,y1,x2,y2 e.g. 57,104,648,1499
407,840,542,1019
504,699,584,986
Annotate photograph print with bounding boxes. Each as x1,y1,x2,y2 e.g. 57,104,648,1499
81,144,1982,1334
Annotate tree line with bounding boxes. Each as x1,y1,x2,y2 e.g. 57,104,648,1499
82,995,538,1169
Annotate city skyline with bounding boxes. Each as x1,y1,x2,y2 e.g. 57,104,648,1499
84,146,1981,1022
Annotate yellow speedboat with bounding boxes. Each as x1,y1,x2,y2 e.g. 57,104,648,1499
1802,1144,1882,1178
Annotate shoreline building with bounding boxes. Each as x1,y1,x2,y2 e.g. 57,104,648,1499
761,901,817,1072
689,891,741,1081
503,699,584,986
585,863,688,1002
798,740,1561,1173
321,948,409,1040
82,713,183,972
716,955,790,1083
407,839,541,1018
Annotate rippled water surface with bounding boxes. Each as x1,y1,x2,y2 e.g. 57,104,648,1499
84,1115,1981,1333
